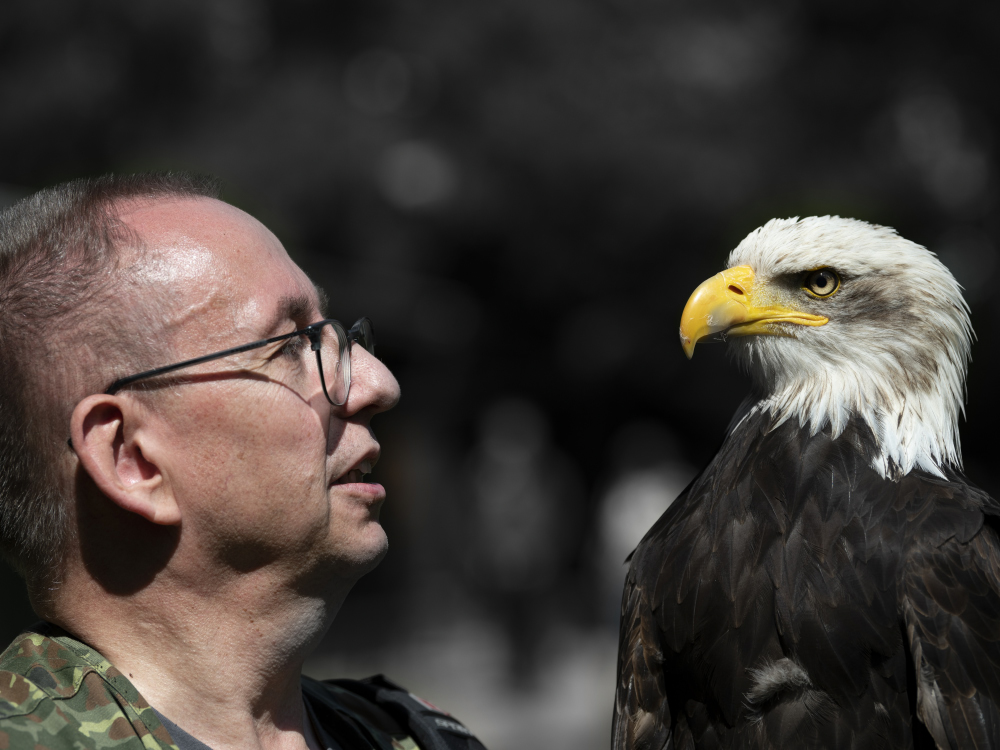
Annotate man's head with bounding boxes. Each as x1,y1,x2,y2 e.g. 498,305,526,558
0,174,220,587
0,175,399,601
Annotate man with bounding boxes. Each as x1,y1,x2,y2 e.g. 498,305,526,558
0,174,486,750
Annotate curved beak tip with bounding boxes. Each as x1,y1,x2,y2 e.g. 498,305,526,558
677,266,756,361
679,329,695,359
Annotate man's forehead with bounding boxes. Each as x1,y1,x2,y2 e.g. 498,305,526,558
120,196,276,260
119,196,320,342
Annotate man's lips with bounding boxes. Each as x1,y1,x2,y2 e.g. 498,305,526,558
329,456,385,504
333,469,367,485
331,460,374,485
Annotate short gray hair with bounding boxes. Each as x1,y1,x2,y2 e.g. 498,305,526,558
0,173,221,588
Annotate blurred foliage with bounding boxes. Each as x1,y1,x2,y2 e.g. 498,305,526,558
2,0,1000,657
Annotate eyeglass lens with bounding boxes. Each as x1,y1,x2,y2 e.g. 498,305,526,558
316,319,376,406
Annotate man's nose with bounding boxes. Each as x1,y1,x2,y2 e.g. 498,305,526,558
340,346,400,417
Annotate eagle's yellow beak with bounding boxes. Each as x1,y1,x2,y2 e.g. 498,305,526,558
679,265,828,358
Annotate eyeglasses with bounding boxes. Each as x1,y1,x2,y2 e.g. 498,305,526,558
105,317,376,406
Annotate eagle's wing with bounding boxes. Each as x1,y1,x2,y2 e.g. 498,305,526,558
613,478,698,750
613,556,672,750
902,496,1000,749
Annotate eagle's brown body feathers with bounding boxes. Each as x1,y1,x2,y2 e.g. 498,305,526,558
614,410,1000,749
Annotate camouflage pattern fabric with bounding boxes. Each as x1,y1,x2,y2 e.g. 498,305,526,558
0,623,178,749
0,623,423,750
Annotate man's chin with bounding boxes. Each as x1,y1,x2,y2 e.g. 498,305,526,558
324,524,389,580
353,528,389,577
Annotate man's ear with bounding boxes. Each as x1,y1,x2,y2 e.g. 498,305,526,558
70,394,181,526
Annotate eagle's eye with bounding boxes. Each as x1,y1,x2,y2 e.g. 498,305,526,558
803,268,840,298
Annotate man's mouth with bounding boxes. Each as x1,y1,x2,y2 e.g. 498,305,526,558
332,460,373,485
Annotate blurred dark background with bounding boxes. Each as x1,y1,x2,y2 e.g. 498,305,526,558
2,1,999,746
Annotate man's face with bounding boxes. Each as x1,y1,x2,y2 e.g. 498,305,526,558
121,197,400,584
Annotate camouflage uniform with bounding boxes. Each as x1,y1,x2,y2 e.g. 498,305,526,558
0,624,476,750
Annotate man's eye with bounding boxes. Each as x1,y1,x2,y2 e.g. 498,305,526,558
280,336,308,357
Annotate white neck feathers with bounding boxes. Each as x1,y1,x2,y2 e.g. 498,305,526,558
733,329,966,480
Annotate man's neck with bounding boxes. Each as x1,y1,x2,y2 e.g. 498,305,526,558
46,561,352,750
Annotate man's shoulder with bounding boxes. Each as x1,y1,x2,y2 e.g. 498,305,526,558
0,626,122,712
0,627,98,698
304,674,488,750
0,660,133,749
0,683,119,750
0,627,171,749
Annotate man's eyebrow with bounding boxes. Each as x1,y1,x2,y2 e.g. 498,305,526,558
268,284,329,334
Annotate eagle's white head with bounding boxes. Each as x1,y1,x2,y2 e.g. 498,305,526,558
680,216,973,480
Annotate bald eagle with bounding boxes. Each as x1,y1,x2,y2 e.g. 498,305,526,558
613,217,1000,749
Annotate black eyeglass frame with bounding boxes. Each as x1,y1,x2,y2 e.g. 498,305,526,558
104,317,375,406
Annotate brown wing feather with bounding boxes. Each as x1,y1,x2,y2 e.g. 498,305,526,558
903,511,1000,749
613,559,672,750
